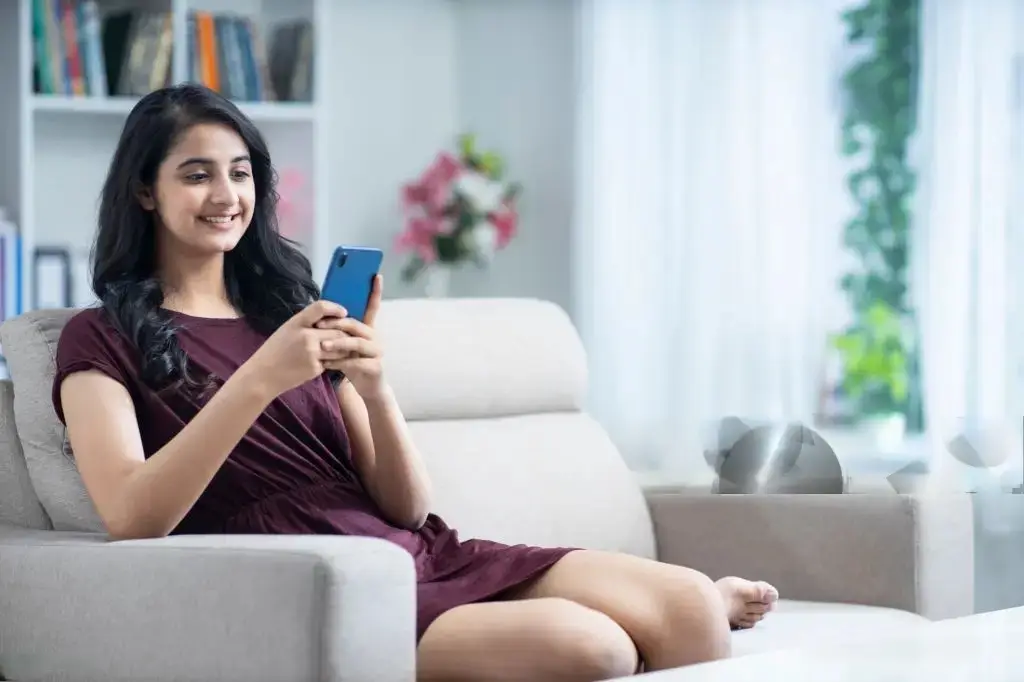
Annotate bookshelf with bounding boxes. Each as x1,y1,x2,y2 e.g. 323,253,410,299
0,0,330,320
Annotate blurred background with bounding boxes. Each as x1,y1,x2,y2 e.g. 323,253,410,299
0,0,1021,497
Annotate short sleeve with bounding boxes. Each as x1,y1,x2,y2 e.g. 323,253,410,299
52,309,135,425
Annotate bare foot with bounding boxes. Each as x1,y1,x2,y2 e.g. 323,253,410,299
715,576,779,629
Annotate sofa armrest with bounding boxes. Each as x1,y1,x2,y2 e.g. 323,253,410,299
0,530,417,682
646,489,974,620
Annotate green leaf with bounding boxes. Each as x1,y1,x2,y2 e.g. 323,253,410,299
891,372,909,402
479,151,504,180
842,133,863,155
458,133,477,161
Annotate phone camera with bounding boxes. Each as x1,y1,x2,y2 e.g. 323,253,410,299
337,252,348,268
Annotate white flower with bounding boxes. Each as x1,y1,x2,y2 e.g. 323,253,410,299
457,220,498,261
455,170,505,214
471,221,499,260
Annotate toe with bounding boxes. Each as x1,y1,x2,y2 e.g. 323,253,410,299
718,576,758,601
721,576,777,605
736,610,767,630
756,581,779,605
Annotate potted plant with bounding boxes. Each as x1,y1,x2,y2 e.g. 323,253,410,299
394,134,521,297
831,301,911,448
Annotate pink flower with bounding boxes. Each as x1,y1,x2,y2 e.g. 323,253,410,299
402,152,463,216
489,203,519,249
277,168,309,239
401,183,431,210
423,152,462,186
395,215,450,263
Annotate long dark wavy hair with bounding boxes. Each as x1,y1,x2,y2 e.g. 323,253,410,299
93,83,319,395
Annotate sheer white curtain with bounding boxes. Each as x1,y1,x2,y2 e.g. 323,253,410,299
574,0,847,480
911,0,1023,487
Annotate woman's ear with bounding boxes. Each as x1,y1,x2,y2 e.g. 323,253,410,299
137,187,156,211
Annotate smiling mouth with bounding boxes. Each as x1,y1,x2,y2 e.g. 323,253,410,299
199,214,239,225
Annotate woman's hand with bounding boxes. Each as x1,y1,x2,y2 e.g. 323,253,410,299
241,299,349,398
316,274,387,400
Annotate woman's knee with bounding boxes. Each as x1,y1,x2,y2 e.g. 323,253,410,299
538,598,640,680
647,568,731,663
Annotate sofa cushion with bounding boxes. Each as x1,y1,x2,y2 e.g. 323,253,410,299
0,380,51,529
376,298,587,421
731,600,929,657
0,310,104,531
409,413,656,558
382,297,656,557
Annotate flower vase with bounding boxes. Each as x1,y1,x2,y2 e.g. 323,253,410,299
424,265,453,299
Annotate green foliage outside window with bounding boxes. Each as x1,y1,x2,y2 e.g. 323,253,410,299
831,0,923,430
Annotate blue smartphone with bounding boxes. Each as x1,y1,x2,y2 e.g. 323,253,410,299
320,246,383,322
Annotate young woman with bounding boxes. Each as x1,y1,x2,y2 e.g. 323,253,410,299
53,84,777,681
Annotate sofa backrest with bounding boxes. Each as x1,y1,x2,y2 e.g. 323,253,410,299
378,299,655,557
0,379,51,529
0,299,656,557
1,308,101,531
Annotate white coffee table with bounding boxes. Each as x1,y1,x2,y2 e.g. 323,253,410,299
622,607,1024,681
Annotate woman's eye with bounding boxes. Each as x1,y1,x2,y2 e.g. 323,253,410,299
185,173,208,182
232,170,251,180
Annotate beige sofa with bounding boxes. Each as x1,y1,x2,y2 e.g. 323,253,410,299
0,298,975,682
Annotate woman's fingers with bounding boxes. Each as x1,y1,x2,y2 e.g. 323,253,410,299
323,358,381,376
364,275,384,327
315,316,374,340
318,332,378,359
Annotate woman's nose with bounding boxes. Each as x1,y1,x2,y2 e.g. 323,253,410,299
209,174,238,205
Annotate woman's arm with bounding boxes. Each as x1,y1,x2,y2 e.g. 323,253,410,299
62,300,349,540
62,364,275,540
336,378,433,530
320,275,432,529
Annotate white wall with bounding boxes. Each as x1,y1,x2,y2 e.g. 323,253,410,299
452,0,577,314
322,0,462,300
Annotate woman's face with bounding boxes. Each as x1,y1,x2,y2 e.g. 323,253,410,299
141,122,256,258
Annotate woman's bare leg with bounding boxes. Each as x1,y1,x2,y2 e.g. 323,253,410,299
505,550,778,671
417,597,640,682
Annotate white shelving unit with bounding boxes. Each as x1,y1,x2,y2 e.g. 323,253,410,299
0,0,330,315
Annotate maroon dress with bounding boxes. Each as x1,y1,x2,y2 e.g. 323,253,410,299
52,307,575,641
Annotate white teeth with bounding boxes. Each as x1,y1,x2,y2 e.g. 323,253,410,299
201,216,234,224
